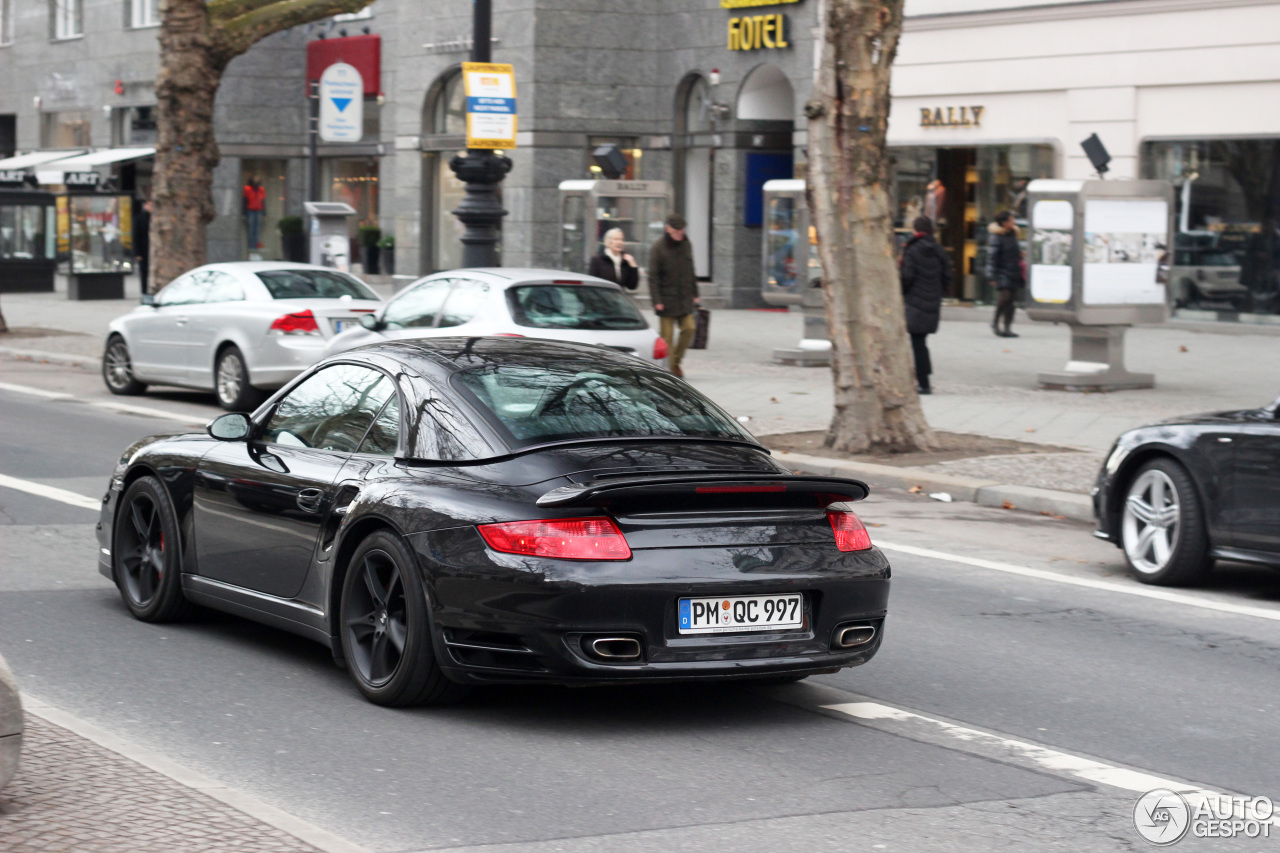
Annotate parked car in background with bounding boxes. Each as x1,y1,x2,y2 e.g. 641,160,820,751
102,263,383,410
1170,232,1247,309
0,651,20,791
325,268,667,367
1093,392,1280,586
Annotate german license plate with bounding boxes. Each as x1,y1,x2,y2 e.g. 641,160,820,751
333,319,354,333
678,594,804,635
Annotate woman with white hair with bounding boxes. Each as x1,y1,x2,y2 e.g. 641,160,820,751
587,228,639,291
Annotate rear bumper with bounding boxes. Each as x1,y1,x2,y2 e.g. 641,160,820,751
409,530,891,685
247,336,329,389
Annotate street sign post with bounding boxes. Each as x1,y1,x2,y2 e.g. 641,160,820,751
318,62,364,143
461,62,517,150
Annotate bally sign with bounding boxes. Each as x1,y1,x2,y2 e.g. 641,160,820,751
920,106,985,128
64,171,102,187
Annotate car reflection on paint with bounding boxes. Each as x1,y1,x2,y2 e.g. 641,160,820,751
97,338,890,706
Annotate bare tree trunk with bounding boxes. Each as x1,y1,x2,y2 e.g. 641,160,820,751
153,0,225,291
806,0,934,454
0,300,8,333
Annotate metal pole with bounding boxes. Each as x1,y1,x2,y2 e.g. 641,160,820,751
449,0,509,268
307,80,320,203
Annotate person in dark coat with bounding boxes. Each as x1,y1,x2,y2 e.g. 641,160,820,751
985,210,1025,337
648,213,700,377
900,216,951,395
133,197,152,293
587,227,639,290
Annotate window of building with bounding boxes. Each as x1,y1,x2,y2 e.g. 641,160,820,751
42,110,92,148
431,72,465,136
112,106,157,147
128,0,159,28
0,115,15,158
1143,139,1280,316
51,0,83,39
1,0,14,45
587,137,642,180
422,70,467,273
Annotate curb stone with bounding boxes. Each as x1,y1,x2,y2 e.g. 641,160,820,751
776,450,1096,523
0,346,100,369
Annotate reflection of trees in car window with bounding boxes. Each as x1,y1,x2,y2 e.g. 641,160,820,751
383,281,453,329
437,280,488,328
157,273,204,306
257,270,377,300
204,271,245,303
264,364,396,452
506,285,646,330
357,394,400,456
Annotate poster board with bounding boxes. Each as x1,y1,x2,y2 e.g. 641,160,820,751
1081,199,1168,305
462,62,517,150
1030,199,1074,304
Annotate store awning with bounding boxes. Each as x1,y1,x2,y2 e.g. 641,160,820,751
0,150,86,170
39,147,155,170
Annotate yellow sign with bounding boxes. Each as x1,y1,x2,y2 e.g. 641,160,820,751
721,0,799,7
728,14,789,50
920,106,985,128
462,62,517,150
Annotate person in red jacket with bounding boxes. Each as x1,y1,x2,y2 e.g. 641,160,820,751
243,176,266,252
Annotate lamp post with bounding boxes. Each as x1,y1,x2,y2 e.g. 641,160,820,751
449,0,511,268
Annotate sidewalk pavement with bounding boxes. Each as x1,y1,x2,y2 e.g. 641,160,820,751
4,275,1278,522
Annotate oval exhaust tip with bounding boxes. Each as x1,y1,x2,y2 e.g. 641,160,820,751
589,637,642,660
835,625,876,648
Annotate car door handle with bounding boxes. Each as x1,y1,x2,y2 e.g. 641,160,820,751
296,488,325,513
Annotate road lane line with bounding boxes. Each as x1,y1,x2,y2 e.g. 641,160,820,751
0,380,205,424
821,699,1280,827
0,473,101,511
876,540,1280,622
23,695,374,853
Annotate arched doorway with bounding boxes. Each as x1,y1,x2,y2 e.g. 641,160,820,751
675,74,714,279
736,64,796,246
736,64,794,121
420,69,466,274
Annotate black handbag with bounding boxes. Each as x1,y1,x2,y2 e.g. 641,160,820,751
691,308,711,350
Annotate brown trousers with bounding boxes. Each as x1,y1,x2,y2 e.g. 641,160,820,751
659,314,697,370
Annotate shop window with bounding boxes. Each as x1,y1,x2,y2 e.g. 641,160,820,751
127,0,159,28
0,204,55,260
1,0,14,45
51,0,82,40
1143,139,1280,315
241,159,287,260
587,137,641,180
69,195,133,273
323,157,379,266
42,110,91,148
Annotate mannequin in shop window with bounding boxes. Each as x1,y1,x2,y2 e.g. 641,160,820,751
243,176,266,253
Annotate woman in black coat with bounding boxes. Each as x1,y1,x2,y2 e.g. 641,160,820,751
587,228,639,291
900,216,952,395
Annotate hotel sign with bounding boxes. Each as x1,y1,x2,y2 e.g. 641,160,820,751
728,14,790,50
920,106,985,128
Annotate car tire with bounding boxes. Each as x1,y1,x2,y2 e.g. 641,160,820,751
112,476,193,622
214,345,264,412
1120,458,1211,586
339,530,470,707
102,335,147,396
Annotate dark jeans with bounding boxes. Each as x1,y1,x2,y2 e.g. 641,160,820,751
910,332,931,390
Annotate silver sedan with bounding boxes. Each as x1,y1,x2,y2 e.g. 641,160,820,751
325,268,666,367
102,262,383,410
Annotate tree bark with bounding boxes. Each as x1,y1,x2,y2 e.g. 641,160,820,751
150,0,375,291
806,0,934,454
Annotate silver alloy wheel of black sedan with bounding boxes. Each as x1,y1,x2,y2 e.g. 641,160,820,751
103,336,146,395
1120,459,1210,586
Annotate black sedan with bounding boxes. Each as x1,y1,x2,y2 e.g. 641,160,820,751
1093,393,1280,586
98,338,889,705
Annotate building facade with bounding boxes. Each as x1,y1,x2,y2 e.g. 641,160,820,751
2,0,1278,317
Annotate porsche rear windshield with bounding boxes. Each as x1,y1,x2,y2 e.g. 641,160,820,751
506,284,647,330
454,364,755,447
256,270,379,301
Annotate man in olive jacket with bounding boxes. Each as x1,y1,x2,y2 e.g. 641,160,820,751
649,213,700,377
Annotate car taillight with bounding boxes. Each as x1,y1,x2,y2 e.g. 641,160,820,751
653,336,669,360
828,509,872,552
477,517,632,561
269,309,320,335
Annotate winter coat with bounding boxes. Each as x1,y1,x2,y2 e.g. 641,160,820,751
648,235,698,317
985,221,1025,290
900,233,951,336
588,250,639,291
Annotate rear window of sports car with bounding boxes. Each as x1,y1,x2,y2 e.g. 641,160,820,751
256,270,379,301
506,285,647,330
453,364,754,447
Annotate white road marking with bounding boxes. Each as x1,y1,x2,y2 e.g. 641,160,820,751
0,380,204,424
876,540,1280,623
24,696,374,853
0,472,101,511
823,700,1280,826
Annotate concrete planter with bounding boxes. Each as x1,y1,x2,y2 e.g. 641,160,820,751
0,651,21,791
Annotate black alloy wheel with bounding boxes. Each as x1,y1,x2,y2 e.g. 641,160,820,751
103,335,147,396
339,530,469,707
214,345,263,412
1119,457,1212,586
112,476,192,621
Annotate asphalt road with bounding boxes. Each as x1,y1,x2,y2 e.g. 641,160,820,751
1,358,1278,852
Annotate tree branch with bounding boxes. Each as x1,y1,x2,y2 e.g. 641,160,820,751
206,0,279,24
215,0,374,58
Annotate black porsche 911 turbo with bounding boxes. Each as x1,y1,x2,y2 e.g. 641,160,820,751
98,338,890,705
1093,392,1280,586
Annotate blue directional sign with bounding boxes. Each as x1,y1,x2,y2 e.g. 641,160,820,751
318,62,364,143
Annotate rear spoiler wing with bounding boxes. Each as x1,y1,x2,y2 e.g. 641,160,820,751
536,473,869,509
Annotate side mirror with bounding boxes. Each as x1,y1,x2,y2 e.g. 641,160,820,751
140,293,156,307
359,313,384,332
208,412,251,441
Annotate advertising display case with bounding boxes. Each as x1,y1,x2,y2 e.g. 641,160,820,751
558,179,672,293
65,194,133,299
1025,179,1175,390
761,179,829,366
0,189,57,293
